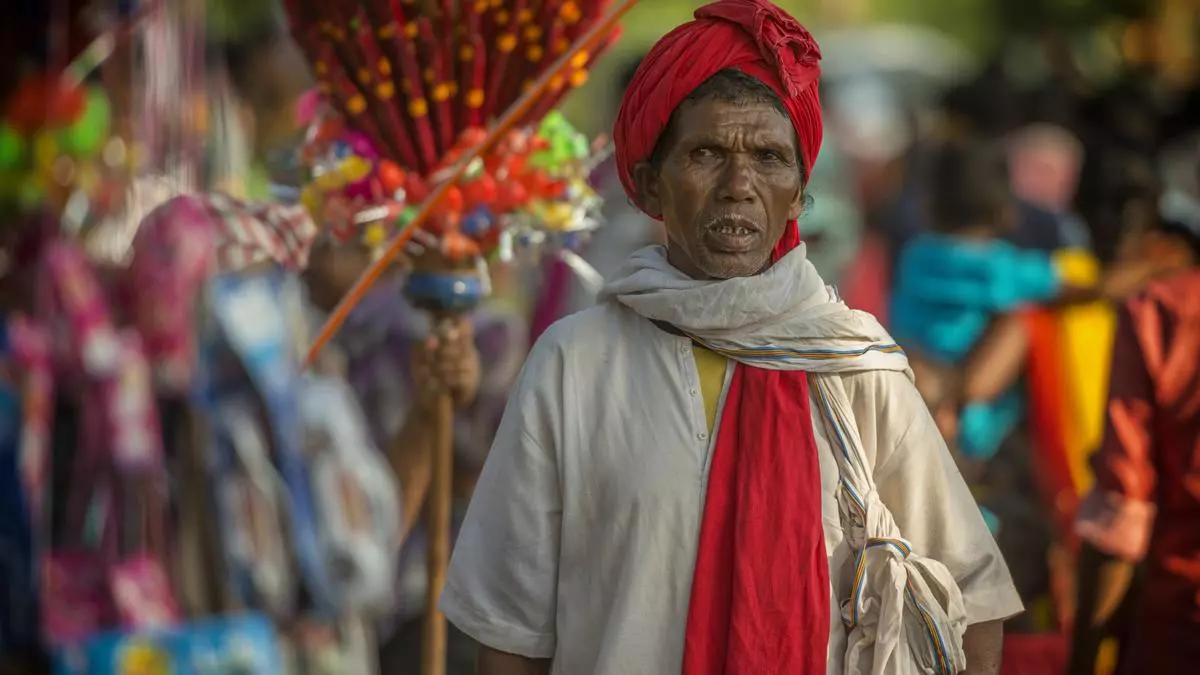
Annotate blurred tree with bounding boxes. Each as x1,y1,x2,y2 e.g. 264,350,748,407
864,0,996,54
864,0,1157,54
995,0,1155,34
206,0,284,43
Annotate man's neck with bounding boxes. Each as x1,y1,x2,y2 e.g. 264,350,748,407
665,246,774,280
666,246,709,280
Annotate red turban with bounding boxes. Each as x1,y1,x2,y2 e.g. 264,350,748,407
613,0,823,217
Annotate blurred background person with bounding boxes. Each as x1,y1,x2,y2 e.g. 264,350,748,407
1071,263,1200,675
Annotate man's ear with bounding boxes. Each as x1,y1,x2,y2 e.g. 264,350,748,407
787,181,805,221
632,161,663,218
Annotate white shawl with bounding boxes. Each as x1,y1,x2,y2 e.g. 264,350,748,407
602,244,969,675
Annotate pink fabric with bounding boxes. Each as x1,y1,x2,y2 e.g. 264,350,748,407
839,231,891,325
529,257,572,348
126,196,218,393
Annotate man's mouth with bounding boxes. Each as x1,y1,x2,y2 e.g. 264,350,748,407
713,222,755,236
704,218,760,252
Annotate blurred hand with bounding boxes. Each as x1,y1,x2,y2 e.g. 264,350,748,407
304,242,373,313
412,317,479,410
1100,261,1157,300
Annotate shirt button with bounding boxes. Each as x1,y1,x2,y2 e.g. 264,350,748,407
697,431,708,440
679,344,690,354
689,388,698,396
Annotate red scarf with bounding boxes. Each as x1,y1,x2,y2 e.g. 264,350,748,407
681,224,829,674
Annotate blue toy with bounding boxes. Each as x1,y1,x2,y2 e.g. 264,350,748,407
52,613,283,675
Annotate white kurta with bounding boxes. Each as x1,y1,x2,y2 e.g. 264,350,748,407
441,301,1022,675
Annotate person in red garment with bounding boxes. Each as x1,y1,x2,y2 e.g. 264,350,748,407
1071,268,1200,675
440,2,1020,674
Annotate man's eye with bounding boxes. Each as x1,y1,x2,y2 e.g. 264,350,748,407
757,150,783,162
692,147,719,159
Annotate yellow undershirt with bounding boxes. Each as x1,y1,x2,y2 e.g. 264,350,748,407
693,345,729,434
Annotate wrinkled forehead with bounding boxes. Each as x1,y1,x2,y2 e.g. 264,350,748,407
669,96,800,149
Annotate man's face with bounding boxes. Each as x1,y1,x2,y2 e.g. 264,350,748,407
634,98,804,279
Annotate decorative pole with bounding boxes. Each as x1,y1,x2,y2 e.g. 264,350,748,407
404,234,486,675
282,3,638,673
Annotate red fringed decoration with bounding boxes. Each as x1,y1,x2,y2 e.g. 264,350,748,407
417,18,455,153
458,6,487,129
283,0,617,177
480,0,528,122
525,24,621,125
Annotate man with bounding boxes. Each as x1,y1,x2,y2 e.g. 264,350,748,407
305,237,525,674
441,2,1021,674
1005,123,1092,252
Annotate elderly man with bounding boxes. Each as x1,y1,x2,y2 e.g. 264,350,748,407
440,2,1021,674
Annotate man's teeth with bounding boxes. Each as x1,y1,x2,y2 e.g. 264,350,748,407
714,224,752,235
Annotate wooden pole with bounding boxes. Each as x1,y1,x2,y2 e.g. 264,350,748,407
406,243,482,675
420,386,455,675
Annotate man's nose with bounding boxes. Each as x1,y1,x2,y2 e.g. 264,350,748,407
718,154,755,202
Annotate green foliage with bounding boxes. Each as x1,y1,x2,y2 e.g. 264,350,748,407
995,0,1155,33
206,0,283,42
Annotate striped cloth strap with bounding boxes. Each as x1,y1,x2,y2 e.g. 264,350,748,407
687,331,905,367
202,192,319,274
811,373,968,675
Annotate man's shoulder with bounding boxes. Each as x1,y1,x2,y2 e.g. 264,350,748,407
509,303,642,409
533,301,634,353
827,368,924,438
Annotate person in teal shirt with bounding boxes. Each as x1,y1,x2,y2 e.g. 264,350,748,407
892,137,1062,463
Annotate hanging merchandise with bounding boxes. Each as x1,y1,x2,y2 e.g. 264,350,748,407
196,269,335,618
149,189,401,617
53,613,284,675
0,74,129,230
121,194,218,395
24,238,178,648
297,376,401,615
0,2,302,673
141,190,398,675
2,205,289,675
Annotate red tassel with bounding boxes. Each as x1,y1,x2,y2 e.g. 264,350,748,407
383,0,440,172
456,1,487,129
301,0,403,162
481,0,529,122
323,49,390,154
287,0,625,180
356,20,423,169
494,0,554,115
359,0,427,169
524,24,620,126
418,18,455,157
